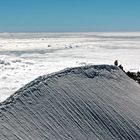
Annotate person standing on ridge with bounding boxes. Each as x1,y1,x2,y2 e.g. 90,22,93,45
114,60,118,66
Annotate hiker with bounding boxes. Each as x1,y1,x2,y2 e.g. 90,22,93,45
114,60,118,66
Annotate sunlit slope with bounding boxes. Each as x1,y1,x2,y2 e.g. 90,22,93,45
0,65,140,140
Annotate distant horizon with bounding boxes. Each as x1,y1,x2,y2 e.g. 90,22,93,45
0,30,140,33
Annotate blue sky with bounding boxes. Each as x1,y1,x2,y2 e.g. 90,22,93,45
0,0,140,32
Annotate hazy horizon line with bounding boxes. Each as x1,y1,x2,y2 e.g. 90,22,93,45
1,31,140,33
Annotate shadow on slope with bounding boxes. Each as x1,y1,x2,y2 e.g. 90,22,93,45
0,65,140,140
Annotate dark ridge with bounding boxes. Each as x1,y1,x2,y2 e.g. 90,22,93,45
126,71,140,84
113,60,140,84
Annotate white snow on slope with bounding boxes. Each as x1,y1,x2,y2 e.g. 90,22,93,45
0,32,140,101
0,65,140,140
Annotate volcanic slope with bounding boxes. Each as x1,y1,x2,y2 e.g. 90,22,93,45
0,65,140,140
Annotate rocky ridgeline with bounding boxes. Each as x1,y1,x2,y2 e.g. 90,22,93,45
126,71,140,84
114,60,140,84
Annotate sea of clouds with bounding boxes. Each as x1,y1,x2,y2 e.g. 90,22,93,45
0,32,140,101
